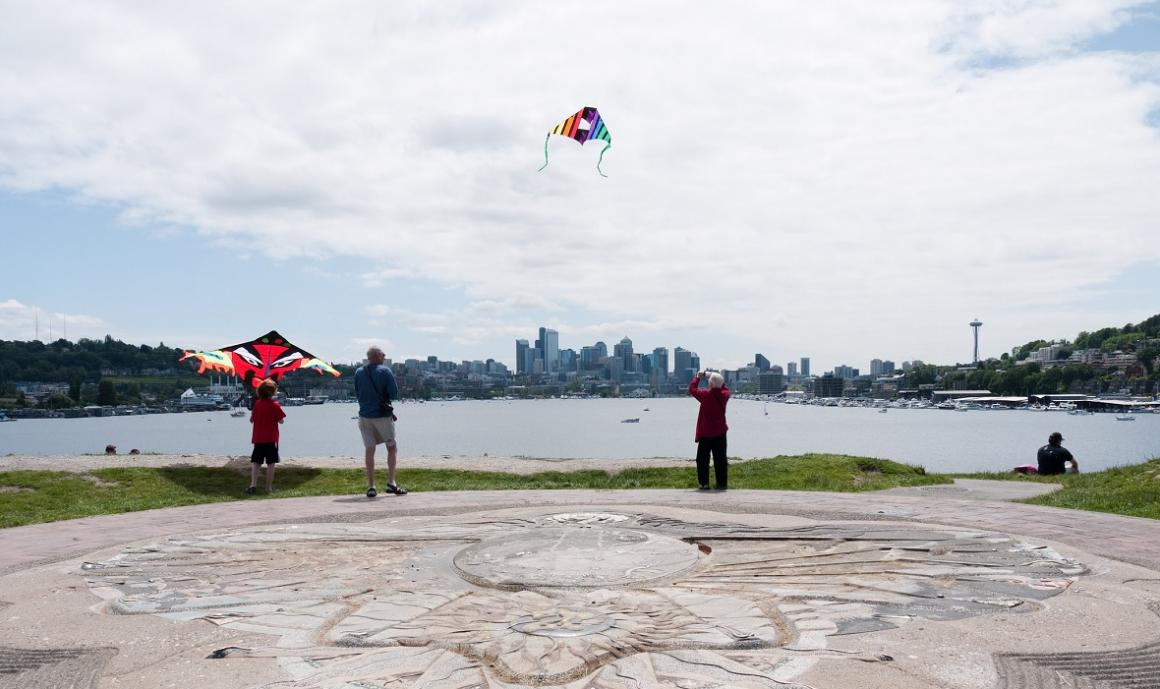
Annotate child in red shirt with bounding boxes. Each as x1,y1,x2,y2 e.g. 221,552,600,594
247,378,286,494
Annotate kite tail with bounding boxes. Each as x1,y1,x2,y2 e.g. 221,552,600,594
596,142,611,177
537,134,551,171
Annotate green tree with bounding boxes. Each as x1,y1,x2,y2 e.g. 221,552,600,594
97,380,117,406
43,393,75,410
905,363,939,386
1137,346,1160,376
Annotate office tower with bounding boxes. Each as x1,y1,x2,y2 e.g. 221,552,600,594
613,337,634,373
674,347,692,381
580,346,600,370
883,360,895,375
800,357,810,377
652,347,668,380
538,327,559,373
689,353,700,375
755,353,770,371
557,348,574,372
787,361,798,376
870,359,884,376
515,340,529,375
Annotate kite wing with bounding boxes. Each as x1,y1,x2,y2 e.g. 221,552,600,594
179,350,235,376
181,330,341,388
538,106,612,177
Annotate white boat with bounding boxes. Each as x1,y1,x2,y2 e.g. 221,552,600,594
878,407,888,413
0,412,15,422
230,408,247,418
1067,409,1094,416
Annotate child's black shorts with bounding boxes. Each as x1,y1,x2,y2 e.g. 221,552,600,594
251,443,280,465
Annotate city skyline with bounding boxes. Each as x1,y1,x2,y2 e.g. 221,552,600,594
2,4,1159,370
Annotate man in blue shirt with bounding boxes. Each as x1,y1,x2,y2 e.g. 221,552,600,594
354,346,406,497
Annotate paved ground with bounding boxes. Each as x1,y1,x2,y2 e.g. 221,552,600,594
2,488,1159,689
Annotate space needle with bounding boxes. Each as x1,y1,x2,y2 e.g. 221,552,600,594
970,318,983,363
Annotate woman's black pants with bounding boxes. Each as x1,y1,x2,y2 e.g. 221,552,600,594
696,433,728,489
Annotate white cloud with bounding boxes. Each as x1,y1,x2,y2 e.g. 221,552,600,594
1,2,1159,370
0,299,109,341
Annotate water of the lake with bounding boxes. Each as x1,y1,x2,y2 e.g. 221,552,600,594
2,398,1158,473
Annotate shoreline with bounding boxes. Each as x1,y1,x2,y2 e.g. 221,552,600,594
0,453,704,475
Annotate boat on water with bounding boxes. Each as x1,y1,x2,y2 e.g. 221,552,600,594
1115,415,1136,421
230,408,247,418
1067,409,1094,416
621,418,640,423
878,408,888,413
0,412,14,422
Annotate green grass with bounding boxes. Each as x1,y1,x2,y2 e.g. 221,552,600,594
954,458,1160,520
0,454,943,528
4,455,1156,528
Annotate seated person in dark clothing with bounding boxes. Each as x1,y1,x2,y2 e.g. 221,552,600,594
1037,432,1079,475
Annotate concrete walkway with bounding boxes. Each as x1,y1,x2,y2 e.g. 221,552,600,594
2,489,1159,689
1,486,1157,574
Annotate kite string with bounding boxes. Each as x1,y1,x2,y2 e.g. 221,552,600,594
537,134,551,171
596,142,611,178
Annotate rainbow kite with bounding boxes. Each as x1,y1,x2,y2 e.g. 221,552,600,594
538,106,612,177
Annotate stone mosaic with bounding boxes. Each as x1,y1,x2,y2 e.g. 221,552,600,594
80,511,1086,688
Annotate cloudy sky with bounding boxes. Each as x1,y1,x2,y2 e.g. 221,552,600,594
2,1,1158,373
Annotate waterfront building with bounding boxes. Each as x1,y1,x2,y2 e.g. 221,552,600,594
787,361,798,377
814,373,844,398
870,359,884,376
833,364,858,380
755,353,770,371
800,357,810,377
757,370,784,394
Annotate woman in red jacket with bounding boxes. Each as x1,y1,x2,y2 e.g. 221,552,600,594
688,370,730,490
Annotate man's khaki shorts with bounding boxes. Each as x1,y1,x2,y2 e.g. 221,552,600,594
358,416,396,448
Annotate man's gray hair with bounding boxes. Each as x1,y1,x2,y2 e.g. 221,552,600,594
366,346,385,359
708,372,725,389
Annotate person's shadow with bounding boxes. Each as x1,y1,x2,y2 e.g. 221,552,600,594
158,465,323,497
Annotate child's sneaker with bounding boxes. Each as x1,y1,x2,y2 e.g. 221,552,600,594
244,486,257,495
366,487,377,498
386,483,408,495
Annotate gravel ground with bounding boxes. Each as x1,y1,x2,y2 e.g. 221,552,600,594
0,453,705,475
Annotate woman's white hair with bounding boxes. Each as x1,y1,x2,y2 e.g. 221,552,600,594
707,372,725,389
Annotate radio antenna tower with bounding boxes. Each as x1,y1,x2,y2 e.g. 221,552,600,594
970,318,983,363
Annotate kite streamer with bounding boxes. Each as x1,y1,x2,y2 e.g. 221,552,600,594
538,106,612,177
